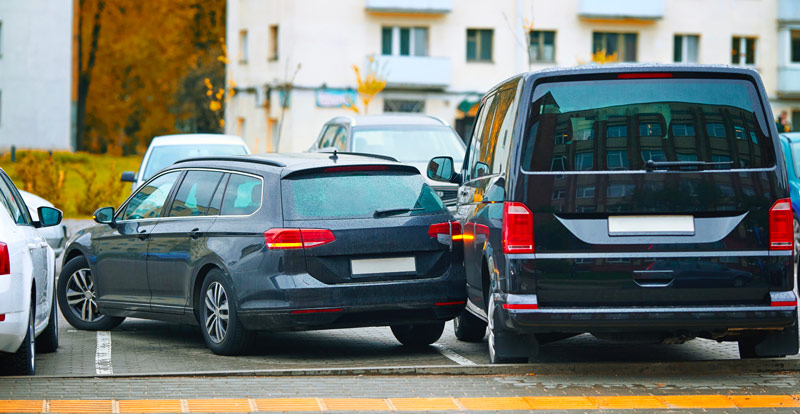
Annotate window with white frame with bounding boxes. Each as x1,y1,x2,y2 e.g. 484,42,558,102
269,25,279,61
575,152,593,170
529,31,555,63
382,27,428,57
792,30,800,63
674,35,699,63
466,29,493,62
552,189,566,200
731,36,756,65
238,30,248,63
592,32,637,62
576,185,595,199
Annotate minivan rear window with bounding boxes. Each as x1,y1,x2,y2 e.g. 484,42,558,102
521,78,775,172
282,171,445,220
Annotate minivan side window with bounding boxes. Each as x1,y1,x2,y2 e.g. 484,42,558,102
466,94,496,181
121,171,181,220
482,88,517,176
168,171,224,217
220,174,262,216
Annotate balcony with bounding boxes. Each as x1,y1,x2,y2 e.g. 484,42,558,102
365,0,452,15
778,67,800,97
578,0,663,20
779,0,800,22
372,55,451,89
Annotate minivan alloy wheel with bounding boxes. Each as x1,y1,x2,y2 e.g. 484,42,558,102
65,268,104,323
204,282,229,344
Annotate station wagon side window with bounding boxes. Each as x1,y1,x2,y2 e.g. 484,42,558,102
206,174,229,216
167,171,225,217
121,171,181,220
220,173,262,216
0,173,31,225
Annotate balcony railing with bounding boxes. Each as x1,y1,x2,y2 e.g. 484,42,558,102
372,55,451,89
578,0,663,20
778,67,800,97
779,0,800,22
365,0,452,14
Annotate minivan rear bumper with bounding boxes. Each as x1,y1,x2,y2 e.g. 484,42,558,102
497,293,798,334
236,270,466,331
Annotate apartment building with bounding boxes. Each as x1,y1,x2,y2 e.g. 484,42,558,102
226,0,797,153
0,0,73,151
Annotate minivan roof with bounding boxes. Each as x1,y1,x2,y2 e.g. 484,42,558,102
149,134,247,147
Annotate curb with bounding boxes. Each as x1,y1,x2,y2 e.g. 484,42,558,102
12,358,800,380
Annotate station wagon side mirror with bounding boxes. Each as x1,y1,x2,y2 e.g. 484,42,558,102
93,206,115,225
35,206,62,228
121,171,136,182
427,156,455,183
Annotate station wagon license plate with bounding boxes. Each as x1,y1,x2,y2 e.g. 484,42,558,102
351,257,416,276
608,215,695,236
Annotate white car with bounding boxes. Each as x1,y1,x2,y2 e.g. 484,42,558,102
0,168,62,375
121,134,250,192
19,190,67,257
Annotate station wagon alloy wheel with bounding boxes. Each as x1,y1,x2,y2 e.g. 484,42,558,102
204,282,229,344
65,268,104,323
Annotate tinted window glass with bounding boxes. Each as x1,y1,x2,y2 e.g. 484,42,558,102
143,144,247,180
0,174,30,225
168,171,224,217
282,171,445,220
467,94,496,180
122,172,180,220
220,174,262,216
522,78,773,171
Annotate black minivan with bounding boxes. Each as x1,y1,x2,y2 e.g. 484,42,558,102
428,65,799,363
59,153,466,355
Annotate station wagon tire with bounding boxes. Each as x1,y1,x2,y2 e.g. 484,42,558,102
57,256,124,331
390,322,445,347
36,296,59,354
7,299,36,375
453,308,486,342
199,269,252,356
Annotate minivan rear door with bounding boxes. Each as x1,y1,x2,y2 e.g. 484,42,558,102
516,73,791,307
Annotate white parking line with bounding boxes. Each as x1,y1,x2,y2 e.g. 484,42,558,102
431,344,477,366
95,331,113,375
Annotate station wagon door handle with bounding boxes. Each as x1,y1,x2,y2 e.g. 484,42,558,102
188,228,202,239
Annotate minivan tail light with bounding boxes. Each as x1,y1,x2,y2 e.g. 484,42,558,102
265,228,335,249
769,199,793,251
503,202,534,254
0,242,9,275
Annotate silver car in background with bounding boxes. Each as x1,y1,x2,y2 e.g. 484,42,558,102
121,134,251,192
309,115,465,206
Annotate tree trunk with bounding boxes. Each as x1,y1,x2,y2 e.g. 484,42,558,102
75,0,105,152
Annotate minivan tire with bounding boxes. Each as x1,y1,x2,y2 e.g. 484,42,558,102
57,256,125,331
453,308,487,342
36,297,59,353
488,296,534,364
198,269,252,356
391,322,445,347
7,299,36,375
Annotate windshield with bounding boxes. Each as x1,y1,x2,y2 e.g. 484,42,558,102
351,126,465,163
142,144,248,180
521,78,774,172
282,171,445,220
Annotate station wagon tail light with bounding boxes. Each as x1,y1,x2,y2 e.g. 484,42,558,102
429,221,463,244
265,228,335,249
0,242,9,275
769,199,793,251
503,202,534,254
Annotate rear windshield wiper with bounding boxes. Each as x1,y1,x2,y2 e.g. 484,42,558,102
644,159,734,171
373,207,424,217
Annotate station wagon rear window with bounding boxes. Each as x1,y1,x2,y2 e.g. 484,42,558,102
281,171,445,220
521,78,775,172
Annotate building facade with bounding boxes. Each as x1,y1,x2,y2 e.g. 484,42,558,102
0,0,73,151
226,0,799,153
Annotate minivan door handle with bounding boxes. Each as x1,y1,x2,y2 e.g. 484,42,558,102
137,230,149,241
188,228,202,239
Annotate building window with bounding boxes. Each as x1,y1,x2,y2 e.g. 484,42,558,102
269,25,279,61
381,27,428,57
383,99,425,113
576,186,595,199
671,123,696,137
732,36,756,65
529,30,555,63
466,29,493,62
575,152,593,171
606,150,628,170
792,31,800,63
593,32,637,62
238,30,248,63
552,189,566,200
0,21,3,58
706,122,726,138
237,117,246,139
674,35,699,63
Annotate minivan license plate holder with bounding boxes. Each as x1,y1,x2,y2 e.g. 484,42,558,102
608,215,695,236
351,257,416,277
